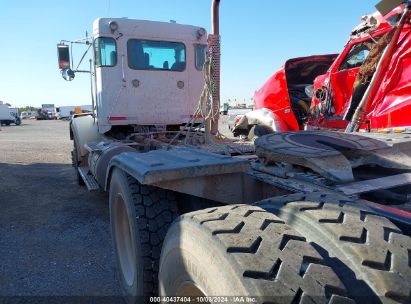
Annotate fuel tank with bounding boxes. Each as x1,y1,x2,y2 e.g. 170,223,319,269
88,142,136,187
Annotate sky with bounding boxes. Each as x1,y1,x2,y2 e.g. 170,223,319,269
0,0,378,108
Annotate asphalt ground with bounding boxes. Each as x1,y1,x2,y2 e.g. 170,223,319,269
0,120,122,303
0,116,237,303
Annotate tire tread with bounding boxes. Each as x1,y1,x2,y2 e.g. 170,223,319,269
183,205,354,303
258,193,411,303
125,174,179,296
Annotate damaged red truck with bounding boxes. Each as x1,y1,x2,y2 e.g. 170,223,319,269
235,4,411,136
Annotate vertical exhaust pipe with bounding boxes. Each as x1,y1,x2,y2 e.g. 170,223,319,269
209,0,221,135
212,0,220,35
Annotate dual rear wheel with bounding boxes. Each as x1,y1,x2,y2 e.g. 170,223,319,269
109,170,411,304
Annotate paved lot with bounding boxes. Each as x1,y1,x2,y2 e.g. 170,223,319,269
0,116,240,302
0,120,122,302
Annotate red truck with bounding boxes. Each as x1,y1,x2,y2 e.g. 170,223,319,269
235,4,411,136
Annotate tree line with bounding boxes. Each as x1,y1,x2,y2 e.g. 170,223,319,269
18,106,38,112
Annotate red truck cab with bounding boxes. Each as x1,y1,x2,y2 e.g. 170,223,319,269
253,55,337,131
308,6,409,131
253,5,411,134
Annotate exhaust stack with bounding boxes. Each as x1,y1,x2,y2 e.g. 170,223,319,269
209,0,221,135
212,0,220,35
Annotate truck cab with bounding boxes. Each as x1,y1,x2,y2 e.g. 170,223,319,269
308,6,406,131
91,18,207,134
61,18,208,164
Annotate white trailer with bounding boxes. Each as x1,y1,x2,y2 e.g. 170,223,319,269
57,105,93,119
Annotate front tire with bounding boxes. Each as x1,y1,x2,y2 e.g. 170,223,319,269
109,168,179,303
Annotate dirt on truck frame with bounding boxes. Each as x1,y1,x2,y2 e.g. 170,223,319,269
58,0,411,303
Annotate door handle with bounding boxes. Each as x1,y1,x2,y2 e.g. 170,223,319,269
121,55,126,83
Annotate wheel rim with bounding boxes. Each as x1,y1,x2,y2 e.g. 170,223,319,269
176,281,206,298
114,193,136,287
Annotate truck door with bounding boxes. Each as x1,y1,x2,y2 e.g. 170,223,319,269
329,40,372,117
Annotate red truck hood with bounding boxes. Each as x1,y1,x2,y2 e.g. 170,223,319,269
284,54,338,71
254,54,337,131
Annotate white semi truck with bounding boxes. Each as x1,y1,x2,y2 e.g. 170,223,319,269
36,104,57,120
59,1,411,303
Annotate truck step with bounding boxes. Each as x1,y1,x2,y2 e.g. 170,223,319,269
78,167,100,191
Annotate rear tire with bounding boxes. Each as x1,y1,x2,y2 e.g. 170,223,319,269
159,204,354,303
110,168,179,303
258,193,411,304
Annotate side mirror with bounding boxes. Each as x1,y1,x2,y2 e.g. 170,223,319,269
57,44,71,69
61,68,75,81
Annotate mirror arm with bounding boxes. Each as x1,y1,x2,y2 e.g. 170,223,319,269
74,43,92,71
70,42,74,70
89,59,96,121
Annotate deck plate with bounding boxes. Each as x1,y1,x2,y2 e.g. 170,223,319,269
255,131,411,183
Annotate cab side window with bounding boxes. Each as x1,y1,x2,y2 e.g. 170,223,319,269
94,37,117,67
195,44,207,71
338,41,373,71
